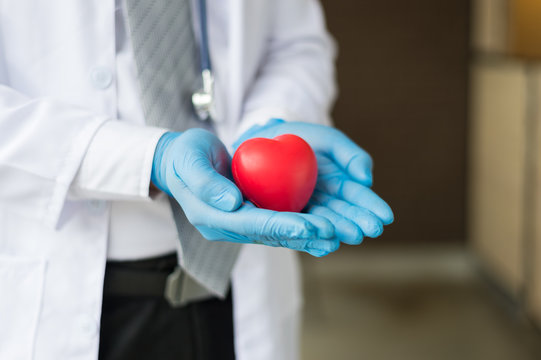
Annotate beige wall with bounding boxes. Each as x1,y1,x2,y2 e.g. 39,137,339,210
469,60,527,296
528,69,541,323
470,0,541,327
469,60,541,326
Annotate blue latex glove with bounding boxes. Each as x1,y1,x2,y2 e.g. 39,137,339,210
152,128,338,256
233,119,394,245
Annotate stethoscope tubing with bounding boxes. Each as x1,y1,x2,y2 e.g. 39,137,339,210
197,0,211,72
191,0,214,121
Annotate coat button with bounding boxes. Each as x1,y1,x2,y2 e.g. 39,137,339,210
87,200,106,214
90,66,113,90
79,315,98,338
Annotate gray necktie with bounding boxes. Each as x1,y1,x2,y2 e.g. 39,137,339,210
125,0,240,298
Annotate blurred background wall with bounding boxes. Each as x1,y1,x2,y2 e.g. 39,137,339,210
321,0,470,243
300,1,541,359
468,0,541,328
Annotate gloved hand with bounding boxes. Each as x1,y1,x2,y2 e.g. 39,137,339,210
233,119,394,245
152,128,338,256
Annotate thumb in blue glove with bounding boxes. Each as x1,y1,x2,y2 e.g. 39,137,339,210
152,130,242,211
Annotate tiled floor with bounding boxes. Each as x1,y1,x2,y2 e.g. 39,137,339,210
300,244,541,360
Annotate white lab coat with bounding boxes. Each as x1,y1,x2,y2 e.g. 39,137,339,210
0,0,335,359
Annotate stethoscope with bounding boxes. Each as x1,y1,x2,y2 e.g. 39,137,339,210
191,0,216,122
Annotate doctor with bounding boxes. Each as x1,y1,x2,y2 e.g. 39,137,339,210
0,0,393,359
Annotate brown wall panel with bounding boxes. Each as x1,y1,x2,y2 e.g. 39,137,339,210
320,0,470,242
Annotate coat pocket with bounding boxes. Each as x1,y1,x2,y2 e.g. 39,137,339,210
0,255,46,360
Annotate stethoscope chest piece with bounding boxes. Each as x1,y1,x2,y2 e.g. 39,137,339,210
192,69,215,121
191,0,219,122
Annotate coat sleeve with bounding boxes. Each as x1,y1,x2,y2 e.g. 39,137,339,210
0,83,109,228
0,83,164,229
236,0,337,137
67,121,166,202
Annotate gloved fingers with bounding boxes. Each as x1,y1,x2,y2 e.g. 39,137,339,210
301,126,373,187
304,238,340,254
240,201,335,238
172,135,243,212
178,193,335,252
196,225,249,243
307,202,364,245
293,211,335,240
304,249,331,257
246,202,337,253
276,213,338,253
229,209,334,252
229,205,320,241
312,191,387,238
316,173,394,225
198,222,335,257
334,149,373,188
316,149,372,189
280,237,336,257
316,154,344,179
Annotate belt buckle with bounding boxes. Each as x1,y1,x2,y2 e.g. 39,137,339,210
164,267,184,308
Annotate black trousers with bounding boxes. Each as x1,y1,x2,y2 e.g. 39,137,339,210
98,254,236,360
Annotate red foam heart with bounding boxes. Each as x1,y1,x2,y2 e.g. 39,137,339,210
232,134,317,212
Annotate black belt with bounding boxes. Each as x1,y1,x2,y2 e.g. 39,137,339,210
104,253,226,307
103,253,178,298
